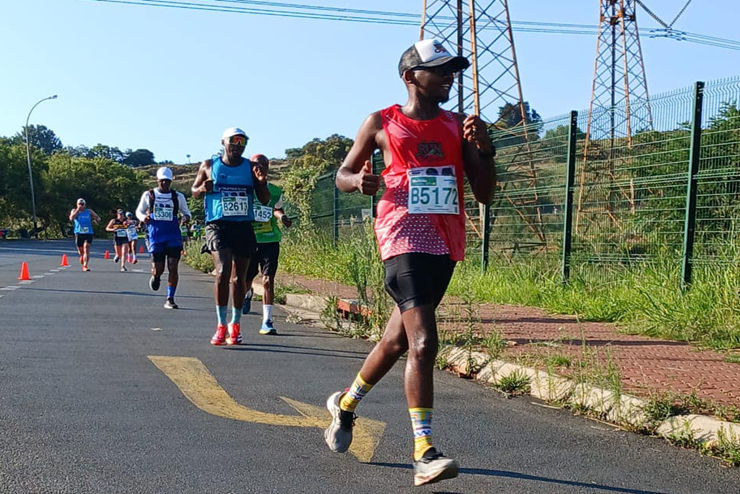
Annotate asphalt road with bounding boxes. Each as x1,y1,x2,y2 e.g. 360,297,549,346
1,239,739,494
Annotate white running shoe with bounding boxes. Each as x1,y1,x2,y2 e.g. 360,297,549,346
412,448,459,486
324,391,354,453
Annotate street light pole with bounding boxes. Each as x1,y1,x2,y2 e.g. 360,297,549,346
24,94,58,237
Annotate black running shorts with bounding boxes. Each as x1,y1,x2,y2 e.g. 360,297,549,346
204,220,257,259
114,236,129,246
383,253,457,313
152,246,182,263
247,242,280,280
75,234,93,247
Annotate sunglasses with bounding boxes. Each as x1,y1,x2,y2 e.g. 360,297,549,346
228,136,248,147
416,66,461,77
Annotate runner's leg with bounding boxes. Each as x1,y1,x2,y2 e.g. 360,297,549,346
82,240,92,268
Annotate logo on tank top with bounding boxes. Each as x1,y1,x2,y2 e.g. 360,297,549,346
415,141,444,162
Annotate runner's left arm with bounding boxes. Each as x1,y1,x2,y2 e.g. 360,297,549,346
273,193,292,228
460,114,496,204
177,192,191,223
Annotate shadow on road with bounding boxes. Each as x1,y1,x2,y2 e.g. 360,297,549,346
370,462,674,494
224,343,368,360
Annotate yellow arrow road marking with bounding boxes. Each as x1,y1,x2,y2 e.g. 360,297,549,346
148,356,386,462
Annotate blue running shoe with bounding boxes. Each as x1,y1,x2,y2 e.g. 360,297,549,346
242,289,253,315
259,319,277,335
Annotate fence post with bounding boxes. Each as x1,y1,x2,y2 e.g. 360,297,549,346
681,81,705,290
561,111,579,283
480,203,491,273
370,151,382,218
333,183,339,248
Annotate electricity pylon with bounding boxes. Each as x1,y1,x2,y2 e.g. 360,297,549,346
421,0,545,245
577,0,653,231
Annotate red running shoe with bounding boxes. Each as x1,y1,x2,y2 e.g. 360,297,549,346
210,323,227,346
226,323,242,345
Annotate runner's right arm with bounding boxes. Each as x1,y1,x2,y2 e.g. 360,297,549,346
135,191,150,223
68,208,79,221
336,112,383,196
191,160,213,199
104,219,117,232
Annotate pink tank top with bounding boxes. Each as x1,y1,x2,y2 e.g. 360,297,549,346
375,104,466,262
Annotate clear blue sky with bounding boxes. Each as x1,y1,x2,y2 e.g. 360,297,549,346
1,0,738,164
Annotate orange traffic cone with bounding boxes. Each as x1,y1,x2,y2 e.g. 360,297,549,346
60,254,69,267
105,250,110,260
139,246,144,254
18,262,30,281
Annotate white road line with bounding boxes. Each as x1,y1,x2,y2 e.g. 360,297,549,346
151,327,163,331
133,269,145,273
1,286,21,291
18,280,34,285
32,275,44,279
51,269,61,272
45,273,55,276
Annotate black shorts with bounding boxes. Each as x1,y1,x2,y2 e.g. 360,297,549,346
204,220,257,259
152,247,182,263
75,234,93,247
383,253,457,313
114,236,129,246
247,242,280,280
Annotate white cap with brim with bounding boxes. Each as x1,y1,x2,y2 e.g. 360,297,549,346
156,167,174,181
222,127,248,141
77,198,86,205
398,38,470,76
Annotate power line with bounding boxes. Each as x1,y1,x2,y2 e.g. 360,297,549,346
74,0,740,50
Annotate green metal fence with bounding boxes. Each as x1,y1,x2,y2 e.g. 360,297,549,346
301,76,740,287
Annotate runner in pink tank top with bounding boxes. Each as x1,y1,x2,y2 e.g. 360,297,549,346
375,103,466,262
323,39,496,487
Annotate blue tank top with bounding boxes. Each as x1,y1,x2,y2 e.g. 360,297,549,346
205,156,255,222
74,210,93,234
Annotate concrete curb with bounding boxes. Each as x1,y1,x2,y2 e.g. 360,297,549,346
270,289,740,460
437,346,739,449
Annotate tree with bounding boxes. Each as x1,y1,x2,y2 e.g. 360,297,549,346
39,154,148,236
123,148,156,167
281,134,354,226
493,101,542,146
13,125,63,155
88,144,126,163
542,124,586,162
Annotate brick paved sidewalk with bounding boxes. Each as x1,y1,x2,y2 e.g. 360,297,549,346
277,273,740,412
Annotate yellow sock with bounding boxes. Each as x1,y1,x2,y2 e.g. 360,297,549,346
339,373,374,413
409,407,433,461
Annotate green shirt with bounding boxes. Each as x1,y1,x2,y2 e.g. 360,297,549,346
252,182,284,243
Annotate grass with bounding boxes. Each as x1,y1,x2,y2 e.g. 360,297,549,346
183,240,214,273
713,427,740,466
496,370,531,395
280,229,740,349
643,390,740,425
545,354,572,368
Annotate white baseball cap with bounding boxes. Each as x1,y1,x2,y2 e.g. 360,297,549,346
77,198,86,205
222,127,248,141
156,167,174,181
398,38,470,76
